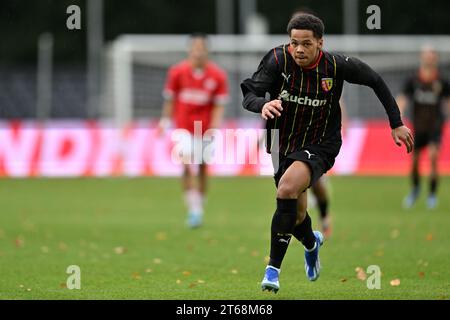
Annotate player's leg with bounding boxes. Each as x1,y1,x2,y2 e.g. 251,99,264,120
292,192,316,251
292,190,324,281
311,176,332,238
271,160,311,264
189,132,215,226
261,161,310,292
403,148,421,209
197,162,208,213
427,142,440,209
183,164,203,228
177,132,203,228
199,131,215,212
198,163,207,199
182,164,194,190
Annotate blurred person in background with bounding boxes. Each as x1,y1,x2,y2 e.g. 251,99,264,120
158,33,229,228
397,45,450,210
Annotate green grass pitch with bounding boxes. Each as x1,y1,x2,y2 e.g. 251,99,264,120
0,176,448,300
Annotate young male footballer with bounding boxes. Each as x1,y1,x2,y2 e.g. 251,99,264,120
241,13,413,293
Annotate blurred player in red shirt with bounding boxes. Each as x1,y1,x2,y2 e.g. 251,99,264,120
158,33,229,228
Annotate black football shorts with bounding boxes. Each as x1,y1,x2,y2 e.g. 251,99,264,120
273,138,342,189
414,127,443,150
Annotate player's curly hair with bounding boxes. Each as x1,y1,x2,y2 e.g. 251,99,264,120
287,13,324,39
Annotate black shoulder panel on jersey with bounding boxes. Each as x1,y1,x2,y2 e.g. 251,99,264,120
241,45,286,113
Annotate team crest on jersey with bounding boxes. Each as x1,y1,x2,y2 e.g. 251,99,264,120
321,78,333,92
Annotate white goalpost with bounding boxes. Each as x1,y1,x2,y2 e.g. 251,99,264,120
103,34,450,126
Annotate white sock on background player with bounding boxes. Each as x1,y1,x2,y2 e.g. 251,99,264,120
184,189,203,216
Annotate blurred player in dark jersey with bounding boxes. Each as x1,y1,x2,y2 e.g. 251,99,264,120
241,13,413,293
158,34,228,228
397,45,450,209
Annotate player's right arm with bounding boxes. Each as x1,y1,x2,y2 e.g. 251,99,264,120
158,65,179,136
157,100,173,136
396,94,409,118
241,49,283,119
396,78,414,118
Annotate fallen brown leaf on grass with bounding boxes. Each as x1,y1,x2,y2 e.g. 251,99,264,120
390,229,400,239
15,237,25,248
418,272,425,278
390,279,401,286
207,238,218,245
425,233,434,241
355,267,367,281
155,232,167,241
340,278,348,283
114,246,126,254
131,272,142,280
374,250,384,257
182,271,191,276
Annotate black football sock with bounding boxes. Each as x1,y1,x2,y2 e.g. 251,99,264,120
317,199,328,220
430,176,438,195
412,170,420,192
292,212,316,250
268,198,297,269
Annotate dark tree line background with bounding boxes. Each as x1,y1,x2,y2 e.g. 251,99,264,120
1,0,449,64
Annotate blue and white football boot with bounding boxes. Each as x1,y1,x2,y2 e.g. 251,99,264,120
261,265,280,293
187,212,203,228
304,231,324,281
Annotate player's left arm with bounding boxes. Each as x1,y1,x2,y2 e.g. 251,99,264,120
340,55,414,153
210,104,225,129
210,71,229,129
339,95,349,135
